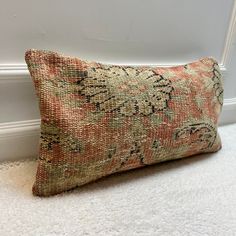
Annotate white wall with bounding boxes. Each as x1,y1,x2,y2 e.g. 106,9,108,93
0,0,233,64
0,0,236,161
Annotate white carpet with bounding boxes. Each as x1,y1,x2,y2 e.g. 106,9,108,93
0,124,236,236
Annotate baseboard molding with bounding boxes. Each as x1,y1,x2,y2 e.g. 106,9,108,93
0,119,40,138
222,97,236,110
0,65,30,83
0,120,40,162
0,98,235,162
220,97,236,125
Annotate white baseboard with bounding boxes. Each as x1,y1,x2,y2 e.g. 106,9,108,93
0,98,235,162
220,97,236,125
0,120,40,162
0,65,30,83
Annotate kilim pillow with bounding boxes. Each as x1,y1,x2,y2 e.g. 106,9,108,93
25,49,223,197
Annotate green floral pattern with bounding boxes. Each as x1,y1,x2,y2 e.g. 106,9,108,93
77,65,173,116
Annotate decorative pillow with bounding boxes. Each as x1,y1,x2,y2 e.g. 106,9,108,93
25,49,223,197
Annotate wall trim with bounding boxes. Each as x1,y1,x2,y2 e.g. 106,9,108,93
0,63,228,83
223,97,236,111
221,0,236,69
0,97,235,162
0,65,30,83
0,119,40,139
0,119,40,162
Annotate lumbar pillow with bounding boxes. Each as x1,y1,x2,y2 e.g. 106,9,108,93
25,49,223,196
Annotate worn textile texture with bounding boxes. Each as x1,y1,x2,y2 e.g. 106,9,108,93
25,49,223,197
